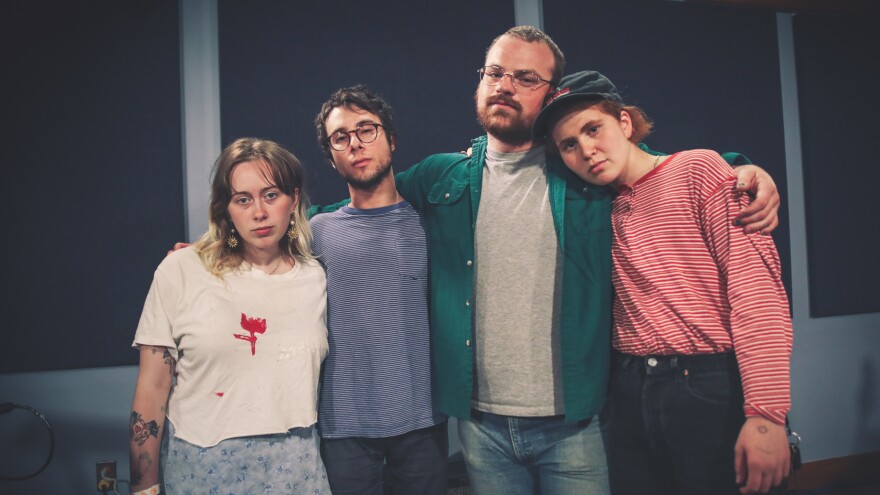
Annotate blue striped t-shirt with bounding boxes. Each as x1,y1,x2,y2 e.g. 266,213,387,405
310,201,444,438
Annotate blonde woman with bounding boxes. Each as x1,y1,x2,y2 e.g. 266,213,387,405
129,138,330,495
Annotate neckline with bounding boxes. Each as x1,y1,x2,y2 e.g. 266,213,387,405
341,200,409,216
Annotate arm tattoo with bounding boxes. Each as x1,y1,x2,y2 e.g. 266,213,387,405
130,411,160,446
131,452,151,485
148,346,177,376
162,348,176,375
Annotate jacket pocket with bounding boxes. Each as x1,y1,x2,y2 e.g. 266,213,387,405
427,179,468,205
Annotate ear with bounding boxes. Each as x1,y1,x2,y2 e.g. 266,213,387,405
289,188,300,213
619,110,634,140
390,134,396,152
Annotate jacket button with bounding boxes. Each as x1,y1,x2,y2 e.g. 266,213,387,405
466,260,473,266
465,299,470,307
466,339,471,347
444,193,450,199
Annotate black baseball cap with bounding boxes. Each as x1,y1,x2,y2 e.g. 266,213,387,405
532,70,621,139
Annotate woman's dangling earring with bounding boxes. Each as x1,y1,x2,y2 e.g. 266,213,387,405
227,227,239,249
287,218,298,241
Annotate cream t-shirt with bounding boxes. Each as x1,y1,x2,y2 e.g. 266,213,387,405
132,247,328,447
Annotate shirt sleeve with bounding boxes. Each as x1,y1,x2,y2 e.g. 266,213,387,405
395,159,431,211
307,198,351,218
132,257,182,360
699,156,792,425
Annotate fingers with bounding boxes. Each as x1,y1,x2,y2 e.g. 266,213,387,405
734,442,746,486
762,215,780,235
733,163,781,234
741,463,774,494
735,191,780,234
771,460,787,490
168,242,191,257
733,166,758,192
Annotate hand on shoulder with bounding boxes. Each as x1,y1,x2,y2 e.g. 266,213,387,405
733,165,780,235
168,242,191,256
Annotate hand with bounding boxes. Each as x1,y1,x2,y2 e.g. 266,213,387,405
734,417,790,494
167,242,191,255
733,165,780,234
460,147,473,157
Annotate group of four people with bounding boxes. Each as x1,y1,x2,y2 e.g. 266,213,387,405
129,25,791,495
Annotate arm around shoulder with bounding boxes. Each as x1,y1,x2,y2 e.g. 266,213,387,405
395,152,471,210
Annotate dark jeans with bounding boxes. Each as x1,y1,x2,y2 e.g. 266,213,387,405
320,422,448,495
606,351,784,495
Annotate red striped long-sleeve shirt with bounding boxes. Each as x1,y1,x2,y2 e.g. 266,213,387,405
612,149,792,425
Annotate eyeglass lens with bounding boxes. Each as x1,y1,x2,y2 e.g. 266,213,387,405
330,124,380,150
480,66,543,89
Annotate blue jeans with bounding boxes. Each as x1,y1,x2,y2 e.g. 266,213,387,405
458,410,610,495
319,422,448,495
606,351,787,495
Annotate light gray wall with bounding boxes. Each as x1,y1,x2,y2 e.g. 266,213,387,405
1,2,879,494
0,367,138,494
775,12,880,459
180,0,221,243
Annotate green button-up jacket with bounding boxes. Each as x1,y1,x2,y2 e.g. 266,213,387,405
395,135,615,422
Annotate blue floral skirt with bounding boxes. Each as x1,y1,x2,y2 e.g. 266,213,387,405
160,421,330,495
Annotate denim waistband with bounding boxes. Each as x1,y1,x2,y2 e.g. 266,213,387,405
469,408,593,427
613,351,738,376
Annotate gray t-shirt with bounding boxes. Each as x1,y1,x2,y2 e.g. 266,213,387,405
472,145,564,417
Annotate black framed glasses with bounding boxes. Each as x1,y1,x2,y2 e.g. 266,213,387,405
478,66,553,91
328,123,383,151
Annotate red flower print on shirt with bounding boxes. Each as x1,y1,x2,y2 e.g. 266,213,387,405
233,312,267,355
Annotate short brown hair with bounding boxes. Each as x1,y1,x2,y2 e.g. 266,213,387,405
486,26,566,84
315,85,396,163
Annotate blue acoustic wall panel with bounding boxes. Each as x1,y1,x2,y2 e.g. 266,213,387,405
2,1,183,372
794,12,880,317
544,0,791,304
217,0,514,205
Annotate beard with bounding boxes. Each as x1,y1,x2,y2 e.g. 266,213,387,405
475,91,534,146
339,156,393,190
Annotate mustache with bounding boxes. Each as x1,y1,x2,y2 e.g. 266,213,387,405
486,95,521,111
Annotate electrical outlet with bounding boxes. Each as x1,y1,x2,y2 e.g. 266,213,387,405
95,460,116,491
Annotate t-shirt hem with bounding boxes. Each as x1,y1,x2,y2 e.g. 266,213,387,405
318,414,446,439
167,416,319,448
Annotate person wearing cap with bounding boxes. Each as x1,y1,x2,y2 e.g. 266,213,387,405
533,70,793,495
383,27,784,495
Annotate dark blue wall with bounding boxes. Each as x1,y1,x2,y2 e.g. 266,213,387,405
546,0,792,304
2,1,183,373
794,12,880,317
217,0,514,206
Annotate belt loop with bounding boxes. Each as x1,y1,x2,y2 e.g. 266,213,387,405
670,356,678,369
